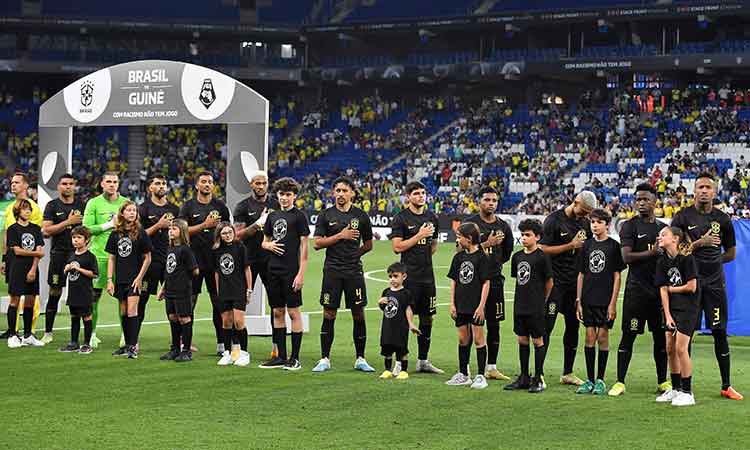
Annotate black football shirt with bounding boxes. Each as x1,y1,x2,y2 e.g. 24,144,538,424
389,208,440,284
105,228,152,285
139,198,179,265
511,248,553,315
578,237,626,307
233,195,279,263
671,206,735,284
263,207,310,275
164,244,198,299
66,250,98,306
179,197,231,270
43,197,85,255
314,205,373,276
213,241,250,302
7,222,44,280
540,208,592,288
379,287,414,348
448,249,491,314
619,216,667,293
655,252,700,311
465,214,514,286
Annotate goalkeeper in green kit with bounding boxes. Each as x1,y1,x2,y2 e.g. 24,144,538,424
82,172,128,347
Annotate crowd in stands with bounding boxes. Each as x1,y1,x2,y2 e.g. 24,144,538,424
6,83,750,220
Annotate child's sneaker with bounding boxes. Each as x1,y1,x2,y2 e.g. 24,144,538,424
78,344,93,354
21,335,45,347
7,335,21,348
672,391,696,406
379,370,394,379
396,371,409,380
593,379,607,395
59,342,80,353
234,351,251,367
217,351,233,366
40,333,54,345
175,351,193,362
471,374,488,389
576,380,595,394
656,389,679,403
608,382,626,396
528,376,546,393
445,373,472,386
504,375,531,390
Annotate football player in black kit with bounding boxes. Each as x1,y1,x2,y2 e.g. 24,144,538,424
609,183,669,397
390,181,443,374
40,174,84,345
539,191,597,386
465,186,513,381
138,175,179,345
233,170,279,359
179,171,231,355
671,173,743,400
312,177,375,373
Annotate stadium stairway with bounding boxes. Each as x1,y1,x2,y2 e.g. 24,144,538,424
127,126,147,182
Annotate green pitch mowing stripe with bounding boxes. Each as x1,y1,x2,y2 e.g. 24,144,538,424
1,241,749,450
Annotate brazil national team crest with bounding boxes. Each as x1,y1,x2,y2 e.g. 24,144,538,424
459,261,475,284
575,229,587,241
80,81,94,107
517,261,531,286
630,318,639,331
384,297,399,319
350,219,359,230
21,233,36,251
273,218,288,241
199,78,216,109
208,210,220,220
166,253,177,274
118,237,133,258
710,221,720,235
589,249,605,274
219,253,235,275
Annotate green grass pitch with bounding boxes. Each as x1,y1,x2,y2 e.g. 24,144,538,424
1,241,749,450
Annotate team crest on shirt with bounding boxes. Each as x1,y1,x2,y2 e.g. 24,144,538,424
459,261,475,284
209,210,220,220
668,267,683,286
163,212,175,221
384,296,399,319
72,209,82,216
219,253,235,275
272,218,288,240
117,237,133,257
350,219,360,230
710,221,720,235
589,250,606,274
67,261,81,281
517,261,531,286
575,229,587,241
166,253,177,274
21,233,35,250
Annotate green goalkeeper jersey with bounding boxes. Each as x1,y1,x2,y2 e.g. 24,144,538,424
83,193,129,257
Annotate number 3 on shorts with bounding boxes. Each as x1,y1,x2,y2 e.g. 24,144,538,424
713,307,721,326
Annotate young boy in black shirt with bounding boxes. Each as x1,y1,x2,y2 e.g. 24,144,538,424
655,226,700,407
59,226,98,354
378,262,419,380
505,219,553,393
259,177,309,370
575,209,625,395
5,199,45,348
445,223,492,389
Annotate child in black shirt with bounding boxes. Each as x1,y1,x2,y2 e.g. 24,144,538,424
505,219,553,393
213,222,253,367
655,226,700,407
575,209,625,395
59,226,98,354
5,199,44,348
446,223,491,389
105,201,152,359
378,262,419,380
159,219,199,362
